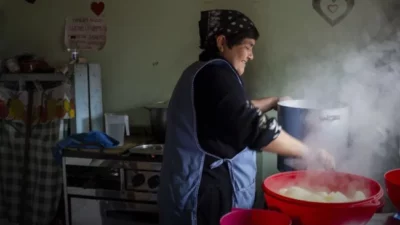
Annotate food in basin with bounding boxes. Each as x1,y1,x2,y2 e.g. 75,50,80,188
263,170,383,225
278,186,367,203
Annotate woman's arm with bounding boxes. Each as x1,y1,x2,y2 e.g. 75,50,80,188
252,96,291,112
261,129,309,157
262,130,335,169
251,97,279,112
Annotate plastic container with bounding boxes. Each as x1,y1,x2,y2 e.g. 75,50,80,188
384,168,400,212
104,113,130,146
263,170,383,225
220,208,292,225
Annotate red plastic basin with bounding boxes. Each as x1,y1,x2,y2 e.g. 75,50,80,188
263,170,383,225
220,208,292,225
384,168,400,212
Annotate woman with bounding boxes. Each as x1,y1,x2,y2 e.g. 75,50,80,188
158,9,335,225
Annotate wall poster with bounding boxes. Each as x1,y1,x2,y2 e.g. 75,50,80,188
64,17,107,51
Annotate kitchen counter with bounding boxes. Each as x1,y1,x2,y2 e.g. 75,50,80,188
63,135,153,155
368,213,400,225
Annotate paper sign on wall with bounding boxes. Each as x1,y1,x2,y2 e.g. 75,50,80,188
64,17,107,51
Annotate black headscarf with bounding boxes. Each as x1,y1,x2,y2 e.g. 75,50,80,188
198,9,258,50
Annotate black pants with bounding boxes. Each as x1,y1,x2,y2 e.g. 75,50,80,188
197,165,233,225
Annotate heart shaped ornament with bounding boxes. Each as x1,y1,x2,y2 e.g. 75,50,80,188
313,0,354,26
91,1,105,16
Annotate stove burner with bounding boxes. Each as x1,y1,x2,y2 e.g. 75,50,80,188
131,173,146,187
147,175,160,189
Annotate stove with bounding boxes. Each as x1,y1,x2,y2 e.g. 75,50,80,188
122,144,163,192
62,144,164,225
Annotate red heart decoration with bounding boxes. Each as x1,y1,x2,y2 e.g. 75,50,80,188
91,1,105,16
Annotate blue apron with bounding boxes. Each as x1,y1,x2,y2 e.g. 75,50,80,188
158,59,257,225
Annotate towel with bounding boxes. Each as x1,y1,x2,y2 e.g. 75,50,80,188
53,131,119,164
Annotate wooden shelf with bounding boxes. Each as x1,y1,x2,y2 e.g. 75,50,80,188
0,73,67,82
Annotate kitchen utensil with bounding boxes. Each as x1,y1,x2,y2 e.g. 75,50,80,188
277,99,349,172
144,101,168,143
384,168,400,218
263,170,383,225
220,208,292,225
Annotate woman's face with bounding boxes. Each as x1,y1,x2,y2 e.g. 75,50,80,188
217,36,256,75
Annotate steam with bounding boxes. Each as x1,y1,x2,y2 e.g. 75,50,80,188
281,19,400,178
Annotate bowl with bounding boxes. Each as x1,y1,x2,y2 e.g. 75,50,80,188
384,169,400,212
263,170,383,225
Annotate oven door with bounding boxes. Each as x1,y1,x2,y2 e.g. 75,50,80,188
69,197,158,225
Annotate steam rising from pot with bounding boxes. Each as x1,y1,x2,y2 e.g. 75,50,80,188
280,17,400,178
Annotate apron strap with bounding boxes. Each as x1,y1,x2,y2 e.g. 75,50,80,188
210,158,231,169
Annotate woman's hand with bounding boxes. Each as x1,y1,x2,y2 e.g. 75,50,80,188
273,96,292,110
252,96,292,112
303,148,336,170
278,96,291,102
262,129,335,170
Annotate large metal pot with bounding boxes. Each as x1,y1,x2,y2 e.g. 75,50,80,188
277,99,350,172
145,101,168,143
